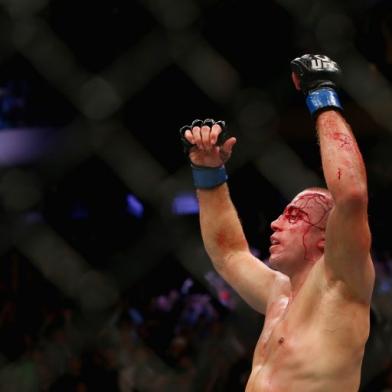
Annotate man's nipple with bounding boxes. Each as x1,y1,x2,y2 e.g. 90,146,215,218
278,337,285,344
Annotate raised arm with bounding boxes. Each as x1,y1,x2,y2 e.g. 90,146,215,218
291,55,375,303
179,119,279,314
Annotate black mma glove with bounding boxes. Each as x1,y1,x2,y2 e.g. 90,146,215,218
290,54,343,117
179,118,229,156
179,118,230,189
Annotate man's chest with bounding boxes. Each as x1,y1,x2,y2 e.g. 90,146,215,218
253,275,369,369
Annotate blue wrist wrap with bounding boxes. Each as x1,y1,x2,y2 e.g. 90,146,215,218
306,88,343,116
191,165,228,189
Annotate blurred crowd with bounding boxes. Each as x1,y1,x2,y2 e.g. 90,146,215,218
0,252,257,392
1,1,392,391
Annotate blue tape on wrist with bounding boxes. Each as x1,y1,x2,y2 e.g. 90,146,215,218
191,165,228,189
306,88,343,116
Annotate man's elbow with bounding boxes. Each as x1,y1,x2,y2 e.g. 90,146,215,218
204,232,249,269
334,186,368,210
210,247,248,273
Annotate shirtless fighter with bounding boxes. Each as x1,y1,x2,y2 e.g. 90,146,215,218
179,54,375,391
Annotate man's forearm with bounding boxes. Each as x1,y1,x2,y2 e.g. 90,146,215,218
197,184,249,269
316,110,368,204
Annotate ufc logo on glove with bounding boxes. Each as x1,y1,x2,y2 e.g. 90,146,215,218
310,55,338,71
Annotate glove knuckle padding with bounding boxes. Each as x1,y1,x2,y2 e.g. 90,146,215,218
202,118,215,127
191,119,203,128
180,118,231,188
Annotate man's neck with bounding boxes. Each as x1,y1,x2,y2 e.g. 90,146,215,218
289,263,314,298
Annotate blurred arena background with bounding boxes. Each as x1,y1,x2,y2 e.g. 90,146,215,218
0,0,392,390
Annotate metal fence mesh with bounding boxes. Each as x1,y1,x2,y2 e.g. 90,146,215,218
0,0,392,390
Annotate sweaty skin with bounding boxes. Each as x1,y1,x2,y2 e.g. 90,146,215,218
246,264,371,392
245,191,370,391
198,184,373,392
186,108,374,391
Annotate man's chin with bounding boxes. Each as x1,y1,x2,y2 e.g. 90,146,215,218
267,254,281,270
268,252,290,272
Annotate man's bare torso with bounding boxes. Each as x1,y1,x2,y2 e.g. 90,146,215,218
245,257,371,392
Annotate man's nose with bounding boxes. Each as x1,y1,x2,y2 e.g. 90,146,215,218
271,215,283,231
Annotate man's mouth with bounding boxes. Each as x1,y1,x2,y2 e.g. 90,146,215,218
270,236,280,245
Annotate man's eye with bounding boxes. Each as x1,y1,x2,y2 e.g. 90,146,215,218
285,208,301,222
288,214,299,222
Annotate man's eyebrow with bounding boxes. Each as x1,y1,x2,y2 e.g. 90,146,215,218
285,205,309,216
285,205,300,212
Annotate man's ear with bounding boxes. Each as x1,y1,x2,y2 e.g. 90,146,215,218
317,238,326,253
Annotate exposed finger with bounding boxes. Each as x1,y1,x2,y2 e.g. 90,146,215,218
210,123,223,145
201,125,211,150
221,137,237,154
192,126,202,150
218,137,236,162
184,129,195,144
291,72,301,91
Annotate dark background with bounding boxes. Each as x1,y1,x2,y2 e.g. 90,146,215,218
1,0,392,390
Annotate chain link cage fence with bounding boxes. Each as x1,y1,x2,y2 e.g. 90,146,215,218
0,0,392,390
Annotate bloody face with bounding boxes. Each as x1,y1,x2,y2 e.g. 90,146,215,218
268,190,334,275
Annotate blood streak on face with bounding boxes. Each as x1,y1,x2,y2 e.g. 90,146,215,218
284,192,333,261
